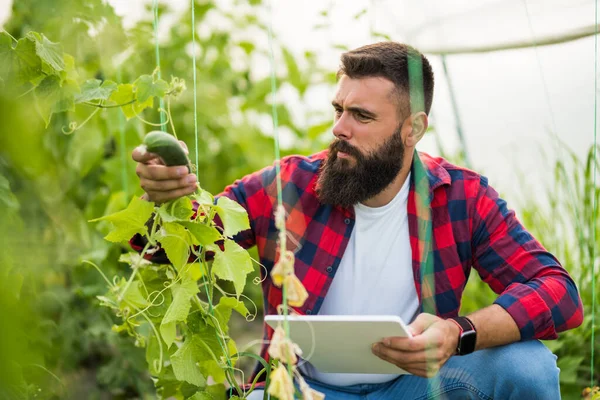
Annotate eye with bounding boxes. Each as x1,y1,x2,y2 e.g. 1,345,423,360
355,113,370,122
333,108,343,117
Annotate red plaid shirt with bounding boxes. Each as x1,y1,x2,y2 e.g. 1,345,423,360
132,150,583,367
218,150,583,356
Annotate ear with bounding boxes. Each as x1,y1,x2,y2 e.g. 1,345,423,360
404,112,428,147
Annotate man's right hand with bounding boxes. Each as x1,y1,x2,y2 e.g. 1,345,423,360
132,140,198,204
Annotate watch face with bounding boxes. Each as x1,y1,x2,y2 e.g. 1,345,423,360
460,330,477,355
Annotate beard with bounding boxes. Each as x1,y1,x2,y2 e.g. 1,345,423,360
316,128,405,208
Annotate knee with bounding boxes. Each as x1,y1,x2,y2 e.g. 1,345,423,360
488,340,560,398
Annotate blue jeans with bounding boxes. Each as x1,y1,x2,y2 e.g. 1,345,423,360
245,340,560,399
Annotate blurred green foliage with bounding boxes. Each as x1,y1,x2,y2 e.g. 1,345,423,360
0,0,333,398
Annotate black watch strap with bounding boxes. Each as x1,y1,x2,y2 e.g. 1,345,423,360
449,316,477,355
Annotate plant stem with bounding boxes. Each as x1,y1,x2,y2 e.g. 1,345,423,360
2,29,18,42
84,99,136,108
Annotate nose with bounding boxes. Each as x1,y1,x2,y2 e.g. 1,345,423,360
332,112,352,140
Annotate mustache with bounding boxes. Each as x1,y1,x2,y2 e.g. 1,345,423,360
330,140,361,159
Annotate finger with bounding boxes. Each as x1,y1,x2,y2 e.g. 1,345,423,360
137,163,190,181
372,343,427,364
381,336,424,352
132,145,160,163
147,185,198,204
407,313,438,336
140,174,198,192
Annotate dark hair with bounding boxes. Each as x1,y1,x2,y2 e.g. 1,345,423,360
337,42,434,115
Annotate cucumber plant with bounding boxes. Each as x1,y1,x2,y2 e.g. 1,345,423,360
2,28,319,400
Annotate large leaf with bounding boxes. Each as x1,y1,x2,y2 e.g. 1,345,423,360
182,222,221,247
34,75,79,126
90,196,155,243
171,330,228,386
134,74,169,103
158,197,195,223
75,79,118,103
214,196,249,237
209,296,249,334
160,274,199,348
170,335,208,387
155,222,193,270
27,32,65,72
122,280,149,310
212,240,253,297
0,34,42,85
109,83,153,120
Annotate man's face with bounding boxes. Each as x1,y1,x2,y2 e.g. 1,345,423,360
317,76,408,207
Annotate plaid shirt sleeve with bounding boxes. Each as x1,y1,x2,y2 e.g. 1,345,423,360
471,176,584,340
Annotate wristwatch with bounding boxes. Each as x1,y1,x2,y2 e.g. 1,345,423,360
449,316,477,355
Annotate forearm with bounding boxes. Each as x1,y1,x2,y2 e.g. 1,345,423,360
466,304,521,351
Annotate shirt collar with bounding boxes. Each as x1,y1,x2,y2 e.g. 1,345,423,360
411,150,451,193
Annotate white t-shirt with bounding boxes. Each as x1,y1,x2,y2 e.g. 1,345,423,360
300,174,419,386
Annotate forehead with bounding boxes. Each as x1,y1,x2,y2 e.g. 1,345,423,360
333,75,398,108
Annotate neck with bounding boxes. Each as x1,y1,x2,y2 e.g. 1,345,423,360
361,152,414,208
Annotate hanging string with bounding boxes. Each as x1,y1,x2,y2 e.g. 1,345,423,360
267,0,293,379
590,0,598,387
191,0,201,184
187,1,240,394
152,0,167,130
117,68,130,198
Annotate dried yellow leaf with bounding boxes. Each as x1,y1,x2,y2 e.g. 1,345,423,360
271,250,295,287
268,326,302,365
267,364,295,400
285,273,308,307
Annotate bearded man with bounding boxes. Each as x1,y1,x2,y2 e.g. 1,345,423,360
132,42,583,399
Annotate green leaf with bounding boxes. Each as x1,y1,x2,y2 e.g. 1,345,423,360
214,196,249,237
308,119,333,139
218,296,249,317
238,41,255,55
282,47,305,95
172,331,230,386
212,240,253,297
34,75,79,126
155,222,193,270
189,392,215,400
66,124,104,177
170,335,208,387
192,189,215,206
0,34,42,85
90,196,155,243
109,83,153,120
26,32,65,72
122,280,149,309
134,74,169,103
182,222,221,246
557,355,584,384
158,197,194,222
160,274,199,348
209,296,249,334
75,79,118,103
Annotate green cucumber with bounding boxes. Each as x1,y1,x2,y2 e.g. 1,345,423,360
142,130,191,172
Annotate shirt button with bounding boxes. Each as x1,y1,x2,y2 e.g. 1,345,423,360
326,266,333,273
344,218,351,225
306,309,312,315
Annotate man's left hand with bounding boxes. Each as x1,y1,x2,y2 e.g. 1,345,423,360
371,313,460,377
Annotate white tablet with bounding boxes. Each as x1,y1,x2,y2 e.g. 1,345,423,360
264,314,412,374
